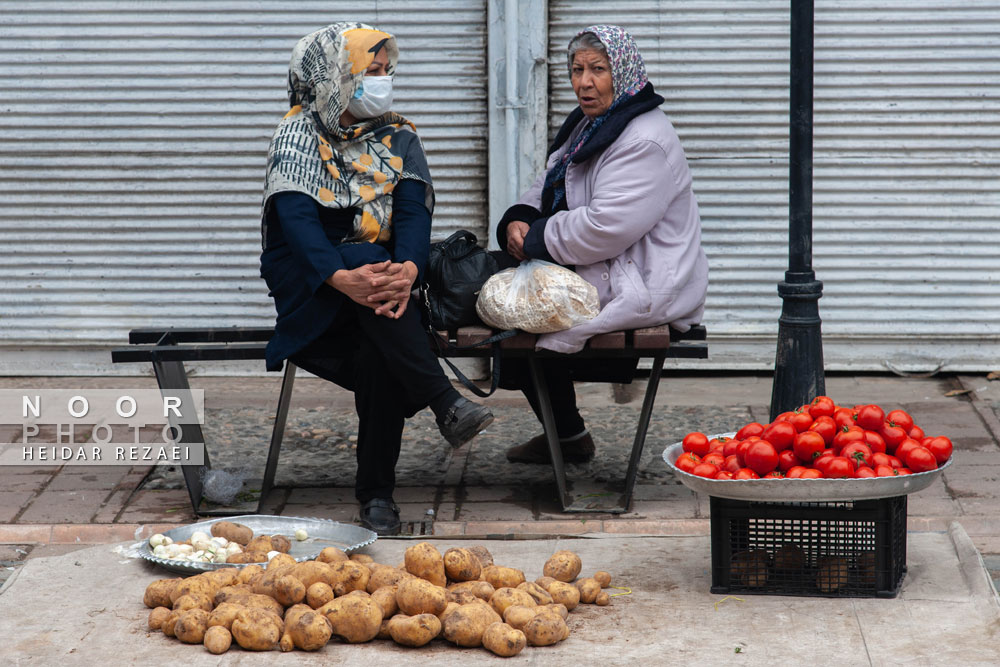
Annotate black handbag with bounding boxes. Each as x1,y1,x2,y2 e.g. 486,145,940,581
420,230,515,397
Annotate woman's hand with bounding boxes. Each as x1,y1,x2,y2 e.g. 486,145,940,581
506,220,530,261
370,261,419,319
327,261,393,309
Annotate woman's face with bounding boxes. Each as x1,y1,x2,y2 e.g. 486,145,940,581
366,47,389,76
571,48,613,118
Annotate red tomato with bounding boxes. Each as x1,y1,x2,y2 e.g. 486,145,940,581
854,465,876,478
905,446,938,473
871,452,893,468
855,404,885,431
894,438,921,464
708,437,729,454
691,462,720,478
886,409,915,433
760,421,796,452
880,423,908,451
745,441,779,476
715,470,734,480
808,396,836,419
862,430,887,454
723,438,742,458
735,422,765,440
763,471,785,479
703,452,725,468
675,452,700,473
808,416,837,445
786,465,808,478
723,454,743,474
834,407,858,430
887,455,904,469
734,468,760,480
812,453,834,475
825,456,855,479
799,468,823,479
896,467,912,476
908,425,925,441
789,410,814,433
778,449,802,472
875,464,898,477
840,443,873,469
832,426,865,452
793,430,826,463
924,436,953,464
682,432,710,456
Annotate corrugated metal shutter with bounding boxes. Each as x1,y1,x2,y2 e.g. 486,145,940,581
0,0,487,370
549,1,1000,370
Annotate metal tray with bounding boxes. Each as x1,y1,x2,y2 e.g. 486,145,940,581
138,515,377,575
662,433,952,502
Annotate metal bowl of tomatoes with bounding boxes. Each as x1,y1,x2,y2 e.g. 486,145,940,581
662,434,952,502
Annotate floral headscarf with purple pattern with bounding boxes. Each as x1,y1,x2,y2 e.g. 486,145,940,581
544,25,649,211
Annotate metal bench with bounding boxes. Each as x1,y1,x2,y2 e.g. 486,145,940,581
111,323,707,516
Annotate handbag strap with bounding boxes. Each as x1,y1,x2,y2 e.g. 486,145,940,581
429,328,517,398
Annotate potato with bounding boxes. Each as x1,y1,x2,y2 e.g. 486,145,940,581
376,617,394,640
593,571,612,588
575,577,601,604
210,521,253,545
232,608,283,651
329,559,371,596
203,568,240,589
143,578,180,609
543,603,569,620
731,550,769,587
173,592,214,612
148,606,172,631
775,543,806,570
161,609,184,638
207,602,244,631
438,601,460,624
237,564,265,585
289,561,333,589
443,548,481,582
501,604,537,631
447,580,494,601
268,553,297,570
318,594,383,643
481,565,525,590
370,585,399,619
367,564,411,593
543,550,582,583
817,556,849,593
306,582,335,609
279,633,295,652
396,576,448,616
221,592,285,618
489,587,537,617
170,574,218,605
226,552,267,564
270,534,292,554
316,546,349,563
350,553,374,564
404,542,447,587
522,612,568,646
595,591,610,606
482,621,527,657
273,574,307,607
245,535,274,555
545,581,580,611
203,625,232,654
388,613,441,647
214,584,252,606
285,606,333,650
517,581,553,606
467,545,494,569
448,590,480,605
441,602,502,647
534,576,557,590
174,608,210,644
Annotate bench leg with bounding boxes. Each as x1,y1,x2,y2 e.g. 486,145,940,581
152,359,211,515
622,351,666,512
259,361,297,512
527,356,572,509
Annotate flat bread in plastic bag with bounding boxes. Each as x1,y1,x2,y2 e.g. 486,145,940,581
475,260,600,333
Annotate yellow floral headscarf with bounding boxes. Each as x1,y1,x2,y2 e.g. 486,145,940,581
262,22,433,248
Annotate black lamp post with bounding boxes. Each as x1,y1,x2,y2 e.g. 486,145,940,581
770,0,825,420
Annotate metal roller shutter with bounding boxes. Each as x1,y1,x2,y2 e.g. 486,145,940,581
0,0,487,373
549,1,1000,371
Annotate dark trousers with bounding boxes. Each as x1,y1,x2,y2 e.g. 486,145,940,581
290,301,454,503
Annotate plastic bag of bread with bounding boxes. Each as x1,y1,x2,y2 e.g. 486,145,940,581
476,260,599,333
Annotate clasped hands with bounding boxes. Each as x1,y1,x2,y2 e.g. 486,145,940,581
328,260,418,319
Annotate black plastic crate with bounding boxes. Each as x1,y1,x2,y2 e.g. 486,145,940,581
709,495,907,598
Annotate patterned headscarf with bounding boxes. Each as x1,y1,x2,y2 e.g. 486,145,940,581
262,22,433,248
544,25,648,211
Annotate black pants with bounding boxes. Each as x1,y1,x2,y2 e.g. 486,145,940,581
290,301,454,503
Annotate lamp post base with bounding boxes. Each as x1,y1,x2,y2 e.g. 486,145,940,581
770,273,825,421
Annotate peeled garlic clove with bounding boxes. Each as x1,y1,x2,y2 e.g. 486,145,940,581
294,529,308,541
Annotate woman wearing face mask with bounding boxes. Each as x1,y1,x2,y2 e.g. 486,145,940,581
496,25,708,465
260,23,493,535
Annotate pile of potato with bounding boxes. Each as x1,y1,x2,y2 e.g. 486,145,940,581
148,521,305,565
143,540,614,657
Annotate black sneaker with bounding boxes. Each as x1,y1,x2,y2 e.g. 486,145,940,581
359,498,401,536
436,397,494,448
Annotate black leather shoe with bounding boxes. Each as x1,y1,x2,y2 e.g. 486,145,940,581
436,397,494,448
359,498,401,536
506,432,596,464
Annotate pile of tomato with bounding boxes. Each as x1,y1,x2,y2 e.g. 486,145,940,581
675,396,954,480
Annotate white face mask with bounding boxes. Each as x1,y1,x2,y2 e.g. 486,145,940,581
347,75,393,119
